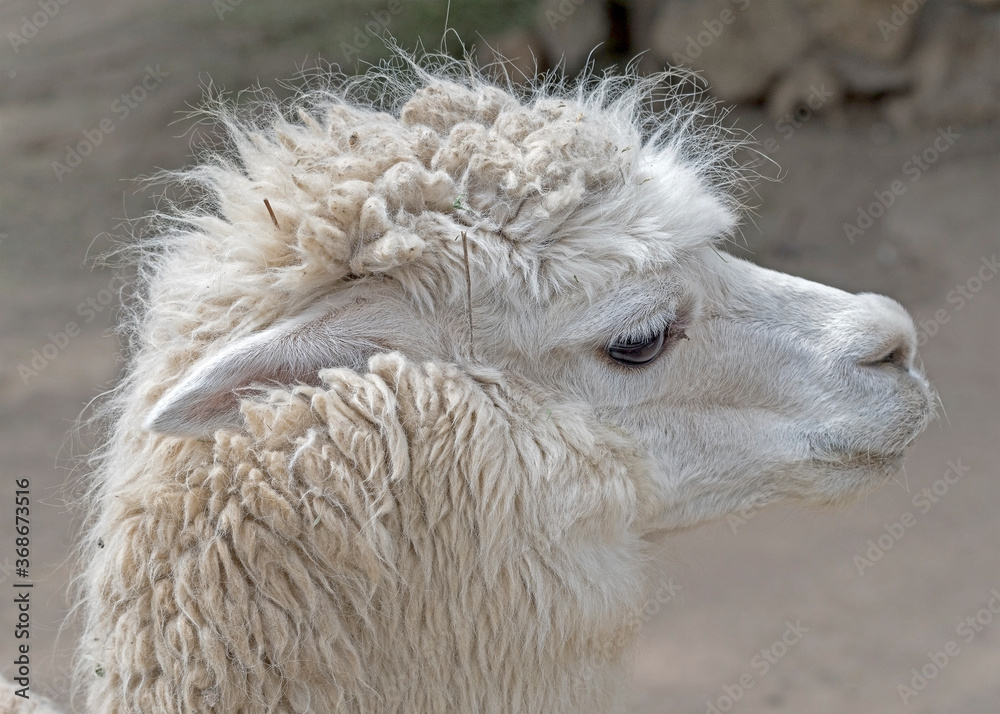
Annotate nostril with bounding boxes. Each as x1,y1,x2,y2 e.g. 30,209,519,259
862,339,913,371
878,348,905,368
853,293,920,372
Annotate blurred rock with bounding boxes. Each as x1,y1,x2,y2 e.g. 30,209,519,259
651,0,809,102
768,57,844,120
884,8,1000,128
830,52,914,96
530,0,998,130
795,0,920,62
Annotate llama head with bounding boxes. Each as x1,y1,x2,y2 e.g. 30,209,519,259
142,62,934,532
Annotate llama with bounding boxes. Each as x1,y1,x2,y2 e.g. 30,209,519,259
10,58,934,712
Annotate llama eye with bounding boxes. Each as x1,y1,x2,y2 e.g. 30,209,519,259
607,329,667,366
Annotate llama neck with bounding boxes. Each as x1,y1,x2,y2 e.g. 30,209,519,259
265,358,656,711
83,356,656,712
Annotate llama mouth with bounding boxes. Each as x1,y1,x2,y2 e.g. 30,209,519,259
794,449,907,507
808,387,934,469
807,435,911,473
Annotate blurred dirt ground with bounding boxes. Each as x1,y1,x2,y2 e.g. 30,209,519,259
0,1,997,712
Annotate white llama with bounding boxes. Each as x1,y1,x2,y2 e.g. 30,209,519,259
3,58,934,713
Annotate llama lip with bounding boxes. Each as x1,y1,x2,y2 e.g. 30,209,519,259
841,374,935,458
808,433,915,470
819,423,926,459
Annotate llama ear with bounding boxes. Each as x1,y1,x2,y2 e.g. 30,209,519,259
144,305,375,438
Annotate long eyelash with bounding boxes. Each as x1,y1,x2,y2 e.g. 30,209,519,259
609,299,695,348
613,318,669,345
614,317,675,346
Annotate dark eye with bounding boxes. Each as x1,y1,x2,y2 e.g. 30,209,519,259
607,329,667,366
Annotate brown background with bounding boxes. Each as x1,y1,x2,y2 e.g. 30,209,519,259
0,1,997,711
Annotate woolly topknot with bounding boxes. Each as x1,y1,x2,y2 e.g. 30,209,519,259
150,53,748,317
